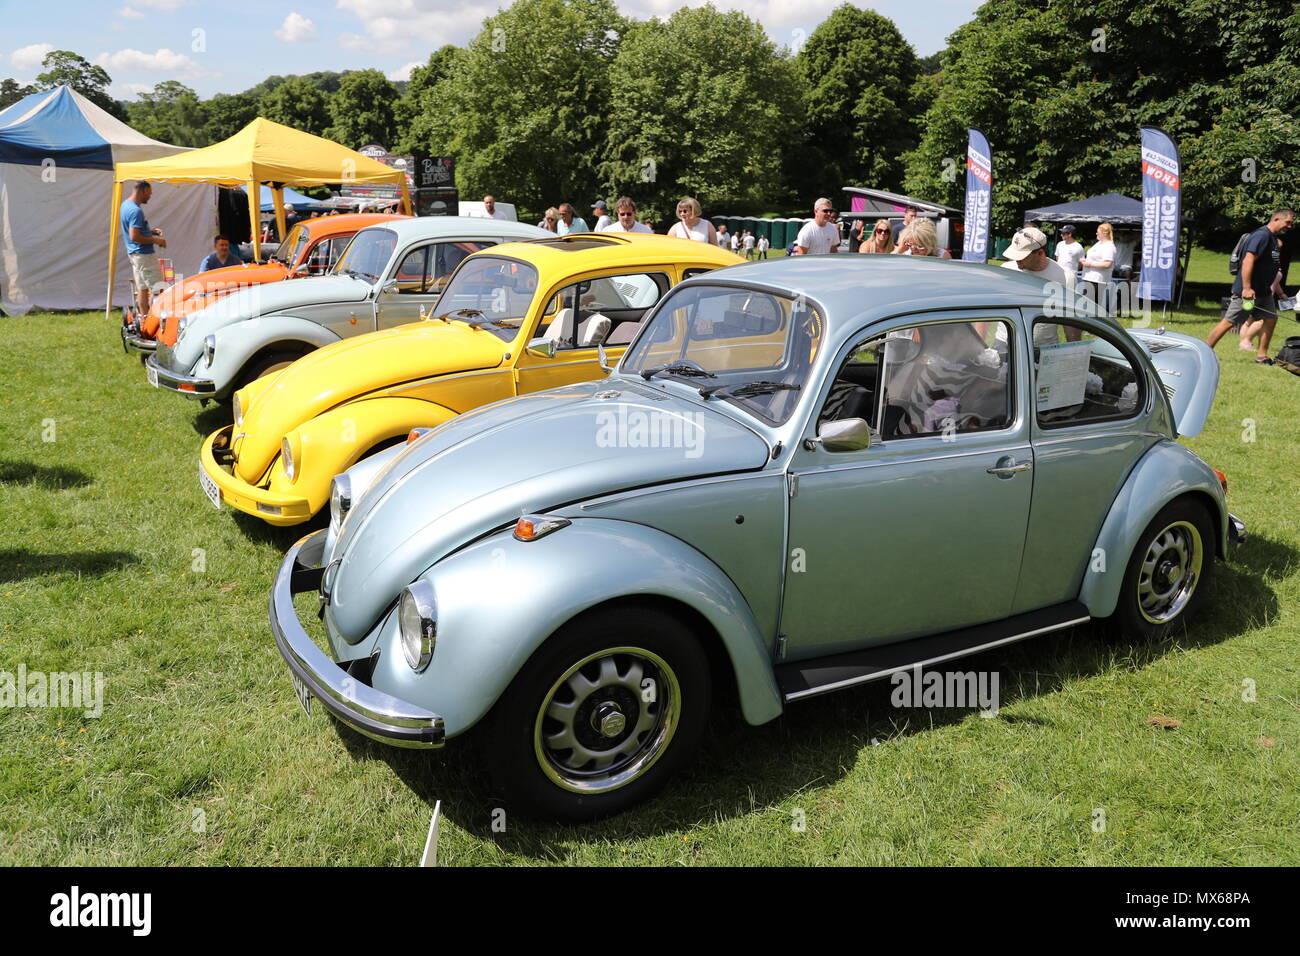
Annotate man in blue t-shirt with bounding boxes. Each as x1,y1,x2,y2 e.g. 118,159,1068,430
1207,209,1294,363
198,235,243,274
119,181,168,314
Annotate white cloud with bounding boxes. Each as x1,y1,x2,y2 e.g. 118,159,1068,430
337,0,498,54
275,13,318,43
10,43,55,72
387,61,422,82
117,6,146,18
94,48,202,74
134,0,190,10
111,82,155,99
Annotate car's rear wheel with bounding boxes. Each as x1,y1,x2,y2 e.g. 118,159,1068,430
1108,498,1215,640
483,603,710,821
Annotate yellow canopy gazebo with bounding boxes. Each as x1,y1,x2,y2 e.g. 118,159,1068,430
108,117,412,315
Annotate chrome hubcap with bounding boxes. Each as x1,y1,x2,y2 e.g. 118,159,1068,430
534,647,680,794
1137,520,1202,624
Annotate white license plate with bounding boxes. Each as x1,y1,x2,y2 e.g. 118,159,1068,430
198,465,222,509
147,364,160,388
290,672,313,716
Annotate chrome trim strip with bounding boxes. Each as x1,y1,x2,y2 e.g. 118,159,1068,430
576,470,779,509
270,530,445,748
1031,429,1160,447
792,442,1033,476
783,616,1091,702
145,354,217,395
385,365,510,396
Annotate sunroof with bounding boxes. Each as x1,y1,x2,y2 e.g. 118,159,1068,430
535,237,621,251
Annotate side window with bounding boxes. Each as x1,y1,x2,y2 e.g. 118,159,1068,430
819,319,1013,443
1032,319,1142,427
540,272,670,350
682,267,714,280
393,246,429,293
430,241,494,292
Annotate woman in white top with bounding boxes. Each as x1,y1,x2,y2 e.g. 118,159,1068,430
1080,223,1117,312
668,197,717,243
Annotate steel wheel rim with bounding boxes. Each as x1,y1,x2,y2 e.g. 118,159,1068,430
1137,520,1203,624
533,646,681,794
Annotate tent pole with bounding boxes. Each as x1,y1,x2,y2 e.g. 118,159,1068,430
272,185,287,248
1176,223,1194,309
247,181,261,262
106,179,123,321
399,177,413,216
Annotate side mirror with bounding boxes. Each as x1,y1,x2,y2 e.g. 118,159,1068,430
525,336,558,359
598,343,613,373
292,263,310,276
806,418,873,453
380,278,399,296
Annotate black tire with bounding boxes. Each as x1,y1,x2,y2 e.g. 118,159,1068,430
1107,497,1215,641
483,603,711,821
233,349,309,393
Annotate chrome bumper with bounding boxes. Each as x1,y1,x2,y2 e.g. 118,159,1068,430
145,353,216,396
121,325,158,354
270,530,446,748
1228,512,1247,546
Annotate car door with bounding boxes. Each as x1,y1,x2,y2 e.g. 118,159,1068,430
1011,312,1153,613
375,240,495,330
779,313,1033,661
513,269,671,394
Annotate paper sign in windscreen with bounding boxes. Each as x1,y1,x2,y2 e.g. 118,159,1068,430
1036,340,1093,411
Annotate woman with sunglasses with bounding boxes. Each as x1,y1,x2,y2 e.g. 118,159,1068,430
858,218,896,254
668,197,718,244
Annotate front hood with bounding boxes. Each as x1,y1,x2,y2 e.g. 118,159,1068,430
152,263,290,341
234,322,508,481
173,274,370,361
328,378,772,639
1128,329,1219,437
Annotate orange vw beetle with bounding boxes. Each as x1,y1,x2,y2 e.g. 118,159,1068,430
121,213,408,353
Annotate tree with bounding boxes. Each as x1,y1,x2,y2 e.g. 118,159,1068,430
0,78,33,111
410,0,628,209
326,69,399,148
789,5,919,198
902,0,1300,243
258,75,331,137
33,50,124,119
394,45,466,155
602,5,802,221
128,80,208,146
203,92,259,142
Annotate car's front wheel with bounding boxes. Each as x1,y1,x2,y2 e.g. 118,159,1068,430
1109,497,1215,640
483,603,711,821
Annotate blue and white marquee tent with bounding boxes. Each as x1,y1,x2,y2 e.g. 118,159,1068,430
0,86,216,314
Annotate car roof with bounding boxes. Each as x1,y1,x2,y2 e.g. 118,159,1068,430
486,233,744,270
680,254,1106,331
372,216,551,242
300,213,407,237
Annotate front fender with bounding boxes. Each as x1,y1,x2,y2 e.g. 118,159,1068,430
276,397,458,517
1079,440,1228,618
194,315,341,395
361,518,784,737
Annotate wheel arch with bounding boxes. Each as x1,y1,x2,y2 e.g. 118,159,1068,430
1079,441,1227,619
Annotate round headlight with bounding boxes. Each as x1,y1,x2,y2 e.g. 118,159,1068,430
281,436,297,481
329,474,352,527
232,393,243,427
399,581,437,671
203,334,216,365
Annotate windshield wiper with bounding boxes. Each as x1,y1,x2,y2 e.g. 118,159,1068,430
639,362,717,381
699,380,801,400
467,314,520,331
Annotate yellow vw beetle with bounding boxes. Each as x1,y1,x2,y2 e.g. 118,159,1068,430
199,234,742,524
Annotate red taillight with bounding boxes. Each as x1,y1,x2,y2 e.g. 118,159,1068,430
1213,469,1228,495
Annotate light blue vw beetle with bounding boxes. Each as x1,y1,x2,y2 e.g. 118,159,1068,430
145,217,548,401
270,255,1242,819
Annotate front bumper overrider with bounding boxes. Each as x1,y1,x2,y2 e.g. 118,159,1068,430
201,425,314,525
270,529,446,749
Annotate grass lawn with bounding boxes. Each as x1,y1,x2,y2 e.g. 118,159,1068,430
1,246,1296,866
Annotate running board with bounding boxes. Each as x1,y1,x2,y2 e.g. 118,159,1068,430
776,602,1090,702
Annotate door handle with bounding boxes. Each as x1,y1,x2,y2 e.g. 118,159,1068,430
987,456,1032,478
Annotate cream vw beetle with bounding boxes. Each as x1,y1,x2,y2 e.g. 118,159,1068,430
144,217,548,401
271,255,1241,820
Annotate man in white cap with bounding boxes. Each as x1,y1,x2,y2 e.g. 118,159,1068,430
1003,225,1080,342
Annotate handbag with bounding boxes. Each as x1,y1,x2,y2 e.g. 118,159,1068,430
1276,336,1300,376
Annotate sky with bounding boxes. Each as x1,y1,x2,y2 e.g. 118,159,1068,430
0,0,981,101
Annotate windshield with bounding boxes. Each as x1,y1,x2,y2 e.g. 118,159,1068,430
622,284,823,424
431,255,539,341
272,223,307,264
331,228,398,283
